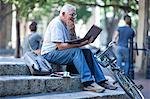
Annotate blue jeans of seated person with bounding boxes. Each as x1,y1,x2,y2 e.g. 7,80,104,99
117,46,130,76
66,49,96,74
42,48,106,83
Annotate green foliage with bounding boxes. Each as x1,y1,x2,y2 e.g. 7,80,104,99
1,0,47,17
77,6,91,23
1,0,94,22
1,0,138,24
29,0,93,23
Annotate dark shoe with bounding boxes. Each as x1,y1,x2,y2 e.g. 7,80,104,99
83,82,105,93
100,81,117,90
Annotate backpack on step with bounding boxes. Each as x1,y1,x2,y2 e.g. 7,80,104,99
23,51,53,76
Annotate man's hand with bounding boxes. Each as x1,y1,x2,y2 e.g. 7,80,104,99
80,40,89,46
67,19,76,39
78,38,93,47
67,19,76,34
33,49,41,54
88,36,94,44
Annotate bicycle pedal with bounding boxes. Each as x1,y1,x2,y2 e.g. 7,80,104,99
112,68,120,71
113,81,118,85
137,84,144,90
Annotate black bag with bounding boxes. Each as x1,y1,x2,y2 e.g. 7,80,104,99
23,52,53,76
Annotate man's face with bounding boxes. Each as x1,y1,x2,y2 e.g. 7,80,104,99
63,9,77,23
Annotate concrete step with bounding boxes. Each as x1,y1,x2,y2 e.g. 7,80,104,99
0,57,65,75
3,90,126,99
0,57,30,75
0,75,81,97
0,57,127,98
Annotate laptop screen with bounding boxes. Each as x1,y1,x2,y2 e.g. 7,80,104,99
84,25,102,40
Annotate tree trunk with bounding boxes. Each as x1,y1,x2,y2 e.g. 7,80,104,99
0,2,12,49
15,7,21,58
135,0,149,73
104,8,121,44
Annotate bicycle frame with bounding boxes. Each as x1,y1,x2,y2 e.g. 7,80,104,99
94,42,144,99
94,43,118,69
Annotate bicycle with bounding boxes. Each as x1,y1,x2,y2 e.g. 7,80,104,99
94,41,144,99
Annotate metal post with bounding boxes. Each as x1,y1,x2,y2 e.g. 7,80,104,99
129,39,134,79
146,36,150,79
15,20,21,58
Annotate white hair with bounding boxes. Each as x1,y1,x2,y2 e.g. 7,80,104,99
59,4,76,15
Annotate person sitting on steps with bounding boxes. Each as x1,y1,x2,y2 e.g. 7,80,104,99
23,21,43,55
41,4,117,92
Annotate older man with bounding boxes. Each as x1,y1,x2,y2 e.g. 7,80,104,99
41,4,116,92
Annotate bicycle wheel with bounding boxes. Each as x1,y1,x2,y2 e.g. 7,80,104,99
114,71,144,99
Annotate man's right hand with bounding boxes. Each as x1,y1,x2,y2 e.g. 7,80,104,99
67,19,76,39
67,19,75,31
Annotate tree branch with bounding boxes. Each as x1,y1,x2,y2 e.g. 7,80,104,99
0,9,16,23
68,0,138,14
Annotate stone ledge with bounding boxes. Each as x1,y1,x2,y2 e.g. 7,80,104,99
0,57,30,75
0,63,30,76
4,90,126,99
0,57,65,75
0,75,81,97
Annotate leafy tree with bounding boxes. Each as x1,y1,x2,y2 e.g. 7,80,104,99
1,0,138,26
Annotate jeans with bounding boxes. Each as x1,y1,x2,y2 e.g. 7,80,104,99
66,49,95,74
117,46,130,76
42,48,106,83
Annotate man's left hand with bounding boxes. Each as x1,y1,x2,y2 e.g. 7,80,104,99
88,36,94,44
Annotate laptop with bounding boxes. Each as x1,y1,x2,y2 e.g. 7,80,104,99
66,25,102,44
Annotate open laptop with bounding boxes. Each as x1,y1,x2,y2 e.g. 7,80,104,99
66,25,102,44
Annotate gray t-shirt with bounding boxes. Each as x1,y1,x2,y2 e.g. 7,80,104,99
41,16,71,55
23,32,42,54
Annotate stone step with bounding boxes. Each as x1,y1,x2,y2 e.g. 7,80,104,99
0,58,127,98
3,90,126,99
0,57,65,75
0,75,81,97
0,57,30,75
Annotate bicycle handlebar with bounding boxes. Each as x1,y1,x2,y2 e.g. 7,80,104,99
108,41,116,47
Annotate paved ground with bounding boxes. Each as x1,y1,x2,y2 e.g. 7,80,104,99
102,67,150,99
134,72,150,99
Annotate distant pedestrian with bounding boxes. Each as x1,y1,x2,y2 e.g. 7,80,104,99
23,21,42,55
113,15,135,76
